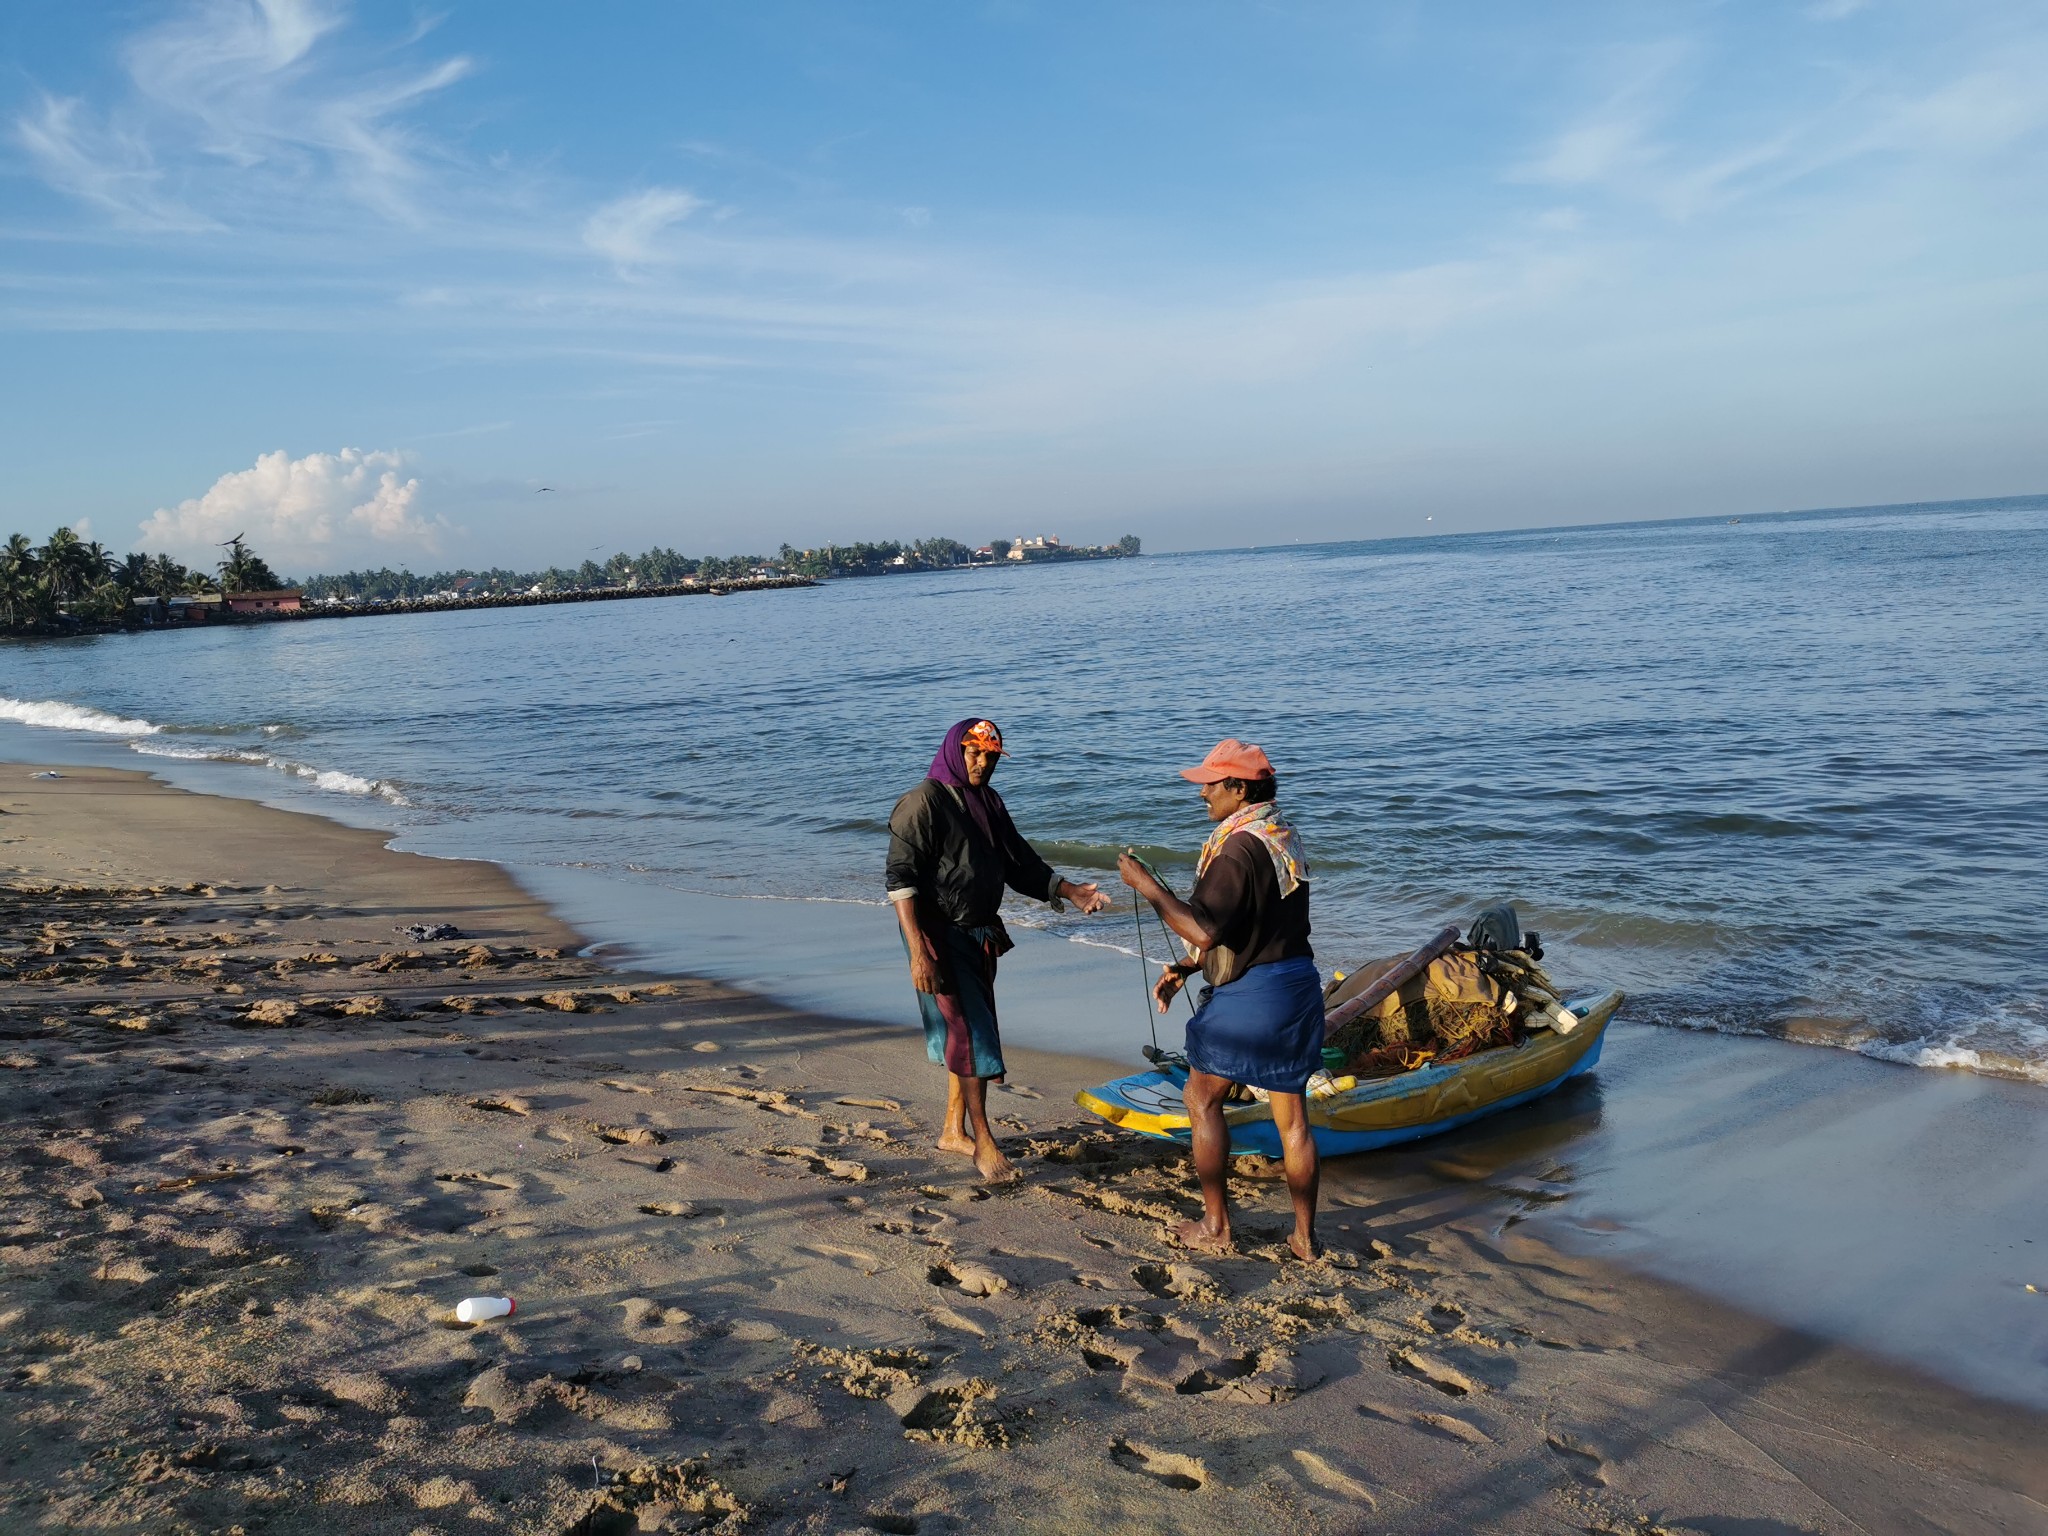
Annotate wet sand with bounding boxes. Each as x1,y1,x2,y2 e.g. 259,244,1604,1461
1,764,2042,1535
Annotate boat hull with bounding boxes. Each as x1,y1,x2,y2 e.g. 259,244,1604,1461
1074,989,1621,1157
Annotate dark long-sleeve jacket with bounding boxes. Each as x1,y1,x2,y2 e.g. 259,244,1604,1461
885,778,1060,930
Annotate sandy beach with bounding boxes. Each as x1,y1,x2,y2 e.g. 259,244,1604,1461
1,764,2042,1536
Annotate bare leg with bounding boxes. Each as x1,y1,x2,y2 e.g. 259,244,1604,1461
937,1073,976,1158
1173,1070,1235,1254
1267,1091,1322,1259
957,1074,1016,1183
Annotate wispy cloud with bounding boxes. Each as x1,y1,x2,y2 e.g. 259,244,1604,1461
582,188,709,267
14,0,471,228
1511,41,1687,191
1509,27,2048,223
14,93,220,231
405,420,513,443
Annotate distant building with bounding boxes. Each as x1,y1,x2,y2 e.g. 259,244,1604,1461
222,589,303,616
165,595,222,623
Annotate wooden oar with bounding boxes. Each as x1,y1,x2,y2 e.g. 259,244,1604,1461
1322,924,1462,1039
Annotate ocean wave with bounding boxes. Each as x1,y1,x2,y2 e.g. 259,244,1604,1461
1637,993,2048,1085
0,695,161,736
127,740,409,805
1860,1040,2048,1084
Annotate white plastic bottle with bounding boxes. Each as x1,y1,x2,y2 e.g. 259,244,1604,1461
455,1295,515,1323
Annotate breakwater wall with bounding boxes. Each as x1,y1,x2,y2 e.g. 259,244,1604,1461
283,574,816,621
15,575,818,638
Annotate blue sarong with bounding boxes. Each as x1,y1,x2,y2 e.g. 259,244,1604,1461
1184,954,1324,1093
901,922,1007,1079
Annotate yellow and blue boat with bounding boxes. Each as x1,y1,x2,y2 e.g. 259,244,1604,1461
1075,987,1622,1158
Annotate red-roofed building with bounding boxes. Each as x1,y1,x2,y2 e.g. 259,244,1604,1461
222,589,303,615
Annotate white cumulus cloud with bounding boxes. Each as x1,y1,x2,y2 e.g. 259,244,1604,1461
582,187,707,266
136,447,446,572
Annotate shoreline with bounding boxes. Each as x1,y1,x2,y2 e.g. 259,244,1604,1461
7,754,2048,1402
4,574,819,640
1,762,2042,1533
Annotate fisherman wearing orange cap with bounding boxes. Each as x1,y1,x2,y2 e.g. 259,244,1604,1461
888,718,1110,1183
1118,739,1322,1259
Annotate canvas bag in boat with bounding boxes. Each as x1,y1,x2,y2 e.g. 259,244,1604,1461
1323,949,1514,1072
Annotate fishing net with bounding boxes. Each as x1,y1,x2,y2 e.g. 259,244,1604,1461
1325,944,1563,1078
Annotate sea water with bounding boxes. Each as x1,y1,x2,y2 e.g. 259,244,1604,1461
4,496,2045,1083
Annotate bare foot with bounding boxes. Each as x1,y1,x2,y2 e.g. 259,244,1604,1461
1170,1218,1233,1255
937,1128,977,1159
1287,1231,1324,1262
973,1144,1019,1184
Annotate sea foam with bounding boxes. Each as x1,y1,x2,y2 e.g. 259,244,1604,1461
0,695,161,735
127,740,409,805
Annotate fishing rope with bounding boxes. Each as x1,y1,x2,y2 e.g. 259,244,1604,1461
1131,886,1159,1055
1130,866,1198,1063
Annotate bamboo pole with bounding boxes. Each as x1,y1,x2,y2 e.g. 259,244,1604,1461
1322,924,1462,1038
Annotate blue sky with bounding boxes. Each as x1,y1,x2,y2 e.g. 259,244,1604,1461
2,1,2044,571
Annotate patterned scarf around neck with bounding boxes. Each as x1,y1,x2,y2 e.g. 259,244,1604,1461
1197,800,1309,897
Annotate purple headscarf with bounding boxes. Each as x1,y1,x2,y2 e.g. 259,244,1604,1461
928,717,1000,845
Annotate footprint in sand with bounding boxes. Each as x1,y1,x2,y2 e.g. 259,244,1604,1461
1109,1437,1207,1490
761,1146,869,1182
467,1096,532,1117
435,1170,518,1190
639,1200,719,1219
1389,1349,1476,1397
593,1124,667,1147
1075,1304,1165,1332
897,1380,1008,1447
1131,1262,1226,1304
870,1207,952,1244
685,1083,812,1117
1359,1402,1493,1444
798,1243,885,1274
925,1259,1009,1297
1546,1430,1607,1484
835,1095,902,1113
823,1121,898,1146
618,1296,697,1343
1290,1449,1375,1505
1420,1410,1493,1444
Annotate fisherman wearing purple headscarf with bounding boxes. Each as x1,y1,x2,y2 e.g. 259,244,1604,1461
887,718,1108,1182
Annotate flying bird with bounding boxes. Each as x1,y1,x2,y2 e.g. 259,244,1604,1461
536,486,555,493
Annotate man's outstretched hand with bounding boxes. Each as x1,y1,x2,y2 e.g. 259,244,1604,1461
1061,879,1111,915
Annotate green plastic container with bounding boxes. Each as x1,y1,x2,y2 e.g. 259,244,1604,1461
1320,1046,1347,1074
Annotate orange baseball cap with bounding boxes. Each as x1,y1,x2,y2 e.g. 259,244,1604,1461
962,719,1010,756
1179,738,1275,784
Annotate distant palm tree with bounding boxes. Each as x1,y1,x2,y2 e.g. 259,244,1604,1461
146,552,190,596
216,534,282,594
114,551,153,594
0,534,49,628
39,526,88,604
